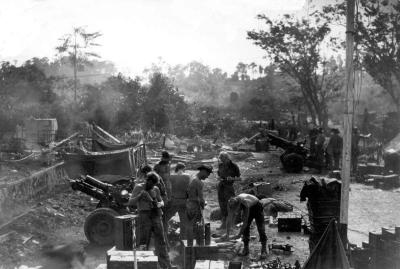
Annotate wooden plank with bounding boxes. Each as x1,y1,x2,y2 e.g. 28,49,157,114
108,246,153,255
195,260,225,269
108,253,158,269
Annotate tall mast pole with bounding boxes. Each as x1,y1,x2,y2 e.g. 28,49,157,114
340,0,356,245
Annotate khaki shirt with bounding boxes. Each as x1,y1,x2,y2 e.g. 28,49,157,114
187,175,205,208
129,183,161,211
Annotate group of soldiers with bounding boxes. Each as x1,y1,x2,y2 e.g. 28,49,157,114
308,126,360,173
125,151,268,269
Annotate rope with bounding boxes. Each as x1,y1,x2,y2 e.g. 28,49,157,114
3,152,36,162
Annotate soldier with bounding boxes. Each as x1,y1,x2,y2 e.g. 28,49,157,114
226,193,268,259
308,123,319,156
315,127,325,173
217,152,240,230
126,172,172,269
186,165,212,242
327,129,343,170
136,164,152,184
164,163,190,239
154,151,171,208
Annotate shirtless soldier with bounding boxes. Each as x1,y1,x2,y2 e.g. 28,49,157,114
226,193,268,259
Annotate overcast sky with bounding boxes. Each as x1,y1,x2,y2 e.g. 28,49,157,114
0,0,308,76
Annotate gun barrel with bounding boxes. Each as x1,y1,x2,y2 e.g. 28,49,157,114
70,179,108,201
84,175,113,192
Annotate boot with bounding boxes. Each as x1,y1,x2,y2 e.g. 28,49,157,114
260,242,268,259
238,242,249,256
217,217,226,230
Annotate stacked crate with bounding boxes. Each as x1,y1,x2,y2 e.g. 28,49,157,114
277,212,302,232
351,227,400,269
107,215,159,269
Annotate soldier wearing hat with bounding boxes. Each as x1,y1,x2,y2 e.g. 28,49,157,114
164,162,190,239
185,164,213,241
154,151,172,204
217,152,241,229
126,172,172,269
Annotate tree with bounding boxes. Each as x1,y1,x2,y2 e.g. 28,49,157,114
0,61,57,133
56,27,102,102
357,1,400,117
141,72,188,133
247,12,339,127
235,62,250,81
168,61,229,106
323,0,400,121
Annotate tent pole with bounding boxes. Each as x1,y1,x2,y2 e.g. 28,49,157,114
340,0,356,246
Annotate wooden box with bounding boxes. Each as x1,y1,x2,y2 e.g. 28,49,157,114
252,182,272,198
107,247,158,269
114,215,137,250
108,255,158,269
277,212,302,232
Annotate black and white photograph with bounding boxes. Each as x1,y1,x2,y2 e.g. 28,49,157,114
0,0,399,268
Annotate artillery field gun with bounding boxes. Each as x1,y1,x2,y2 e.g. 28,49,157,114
69,175,133,245
264,131,320,173
62,142,147,246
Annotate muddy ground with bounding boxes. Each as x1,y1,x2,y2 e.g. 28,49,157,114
0,150,399,269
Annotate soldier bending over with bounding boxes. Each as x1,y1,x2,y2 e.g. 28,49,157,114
227,193,268,259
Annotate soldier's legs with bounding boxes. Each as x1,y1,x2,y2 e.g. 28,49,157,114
217,183,227,219
186,207,202,242
325,153,330,170
218,185,235,220
177,205,188,239
163,203,178,237
253,203,267,244
151,215,171,269
333,153,340,170
352,153,358,173
138,212,153,248
242,211,255,245
186,217,195,243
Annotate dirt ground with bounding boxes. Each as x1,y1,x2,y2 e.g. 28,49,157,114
1,150,399,269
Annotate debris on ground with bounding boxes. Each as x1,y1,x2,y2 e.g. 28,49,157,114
0,190,93,268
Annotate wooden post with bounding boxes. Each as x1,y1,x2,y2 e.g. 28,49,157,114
340,0,356,246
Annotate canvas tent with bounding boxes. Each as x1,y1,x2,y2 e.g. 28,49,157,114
302,220,350,269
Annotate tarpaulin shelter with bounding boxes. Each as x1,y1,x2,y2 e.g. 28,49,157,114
302,220,350,269
383,132,400,173
63,144,147,180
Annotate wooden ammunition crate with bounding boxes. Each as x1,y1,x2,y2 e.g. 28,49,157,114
107,247,158,269
277,212,302,232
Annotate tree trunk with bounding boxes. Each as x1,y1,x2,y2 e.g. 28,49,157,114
300,86,317,124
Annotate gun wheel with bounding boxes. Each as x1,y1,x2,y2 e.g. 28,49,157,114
84,208,119,245
282,153,304,173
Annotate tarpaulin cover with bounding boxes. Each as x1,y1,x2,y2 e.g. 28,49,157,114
302,220,350,269
63,144,147,179
384,132,400,155
91,137,136,151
